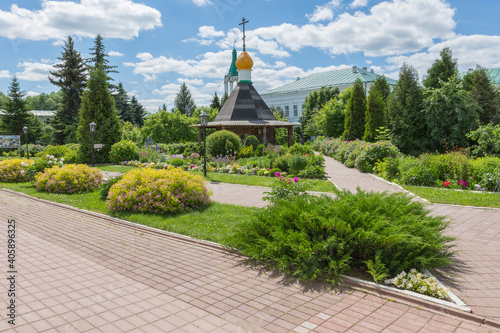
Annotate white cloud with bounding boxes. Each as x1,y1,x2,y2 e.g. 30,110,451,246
177,78,204,86
192,0,213,6
198,26,225,39
255,0,456,57
385,35,500,79
306,0,341,23
26,91,40,97
136,52,153,61
0,70,10,78
16,61,55,81
0,0,162,41
109,51,124,57
351,0,368,8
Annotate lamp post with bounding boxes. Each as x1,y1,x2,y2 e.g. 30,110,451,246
199,112,209,177
299,115,305,145
89,122,96,167
22,126,29,159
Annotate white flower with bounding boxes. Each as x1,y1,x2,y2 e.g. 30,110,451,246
20,170,25,175
46,154,50,158
60,158,64,162
48,161,52,164
54,158,57,161
50,155,55,159
21,162,26,166
60,161,63,165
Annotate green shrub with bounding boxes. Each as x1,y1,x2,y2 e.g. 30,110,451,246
467,123,500,157
237,145,254,159
354,141,401,173
34,164,103,194
110,140,140,164
472,157,500,191
269,167,281,176
207,130,241,157
106,167,211,214
289,143,314,156
100,174,124,200
289,154,308,175
419,152,473,183
243,135,260,150
399,158,437,186
272,154,291,173
0,159,32,182
263,173,308,204
374,157,401,181
20,144,46,157
169,157,186,167
229,191,454,284
254,144,266,157
25,155,63,181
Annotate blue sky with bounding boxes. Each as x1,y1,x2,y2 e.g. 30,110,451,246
1,0,499,112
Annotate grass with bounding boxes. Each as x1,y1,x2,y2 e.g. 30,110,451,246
0,181,259,245
96,165,136,173
403,185,500,208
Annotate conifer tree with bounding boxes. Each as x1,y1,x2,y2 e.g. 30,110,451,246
466,67,500,125
220,92,229,107
49,36,87,144
371,76,391,104
210,92,221,111
87,34,118,86
363,87,385,142
343,79,366,140
174,83,196,116
423,47,458,89
1,77,37,143
113,83,135,123
76,65,121,163
130,96,147,127
387,63,428,155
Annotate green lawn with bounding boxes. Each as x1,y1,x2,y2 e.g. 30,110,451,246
0,181,258,245
403,185,500,208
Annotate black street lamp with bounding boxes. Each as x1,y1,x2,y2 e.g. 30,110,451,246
89,122,96,167
199,112,209,177
299,115,306,145
22,126,29,159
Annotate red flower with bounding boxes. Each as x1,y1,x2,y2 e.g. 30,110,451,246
442,181,450,187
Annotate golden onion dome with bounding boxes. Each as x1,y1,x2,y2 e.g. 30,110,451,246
235,51,253,70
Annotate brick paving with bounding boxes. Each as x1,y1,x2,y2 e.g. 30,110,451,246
0,190,497,332
323,155,500,324
0,158,498,332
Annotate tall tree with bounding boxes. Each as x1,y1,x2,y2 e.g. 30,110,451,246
220,92,229,107
363,87,385,142
140,109,196,144
309,98,345,138
210,92,221,111
387,63,428,155
343,79,366,140
174,83,196,116
423,75,480,151
76,65,121,164
130,96,147,127
87,34,118,86
1,77,36,143
423,47,458,89
371,76,391,104
49,36,87,144
113,83,135,123
303,86,340,123
464,66,500,125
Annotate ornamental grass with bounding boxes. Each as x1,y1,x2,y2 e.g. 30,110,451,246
34,164,103,194
106,167,212,214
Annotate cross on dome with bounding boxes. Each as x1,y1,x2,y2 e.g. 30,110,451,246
239,17,249,51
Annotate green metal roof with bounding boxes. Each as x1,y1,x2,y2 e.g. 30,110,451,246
227,48,238,77
485,68,500,85
262,67,398,95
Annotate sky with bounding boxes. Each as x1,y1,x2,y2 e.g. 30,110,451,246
0,0,499,113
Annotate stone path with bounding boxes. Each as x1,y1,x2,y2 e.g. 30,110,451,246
0,160,498,332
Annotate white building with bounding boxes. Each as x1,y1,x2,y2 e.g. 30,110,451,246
260,66,398,123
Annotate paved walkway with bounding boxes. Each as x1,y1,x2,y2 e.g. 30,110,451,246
0,158,498,332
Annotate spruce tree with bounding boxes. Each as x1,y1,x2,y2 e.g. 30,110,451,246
49,36,87,144
174,83,196,116
76,65,121,164
468,67,500,125
371,76,391,104
220,92,229,107
210,92,221,111
343,79,366,140
387,63,428,155
1,77,33,143
87,34,118,86
114,83,135,123
363,87,385,142
130,96,147,127
423,47,458,89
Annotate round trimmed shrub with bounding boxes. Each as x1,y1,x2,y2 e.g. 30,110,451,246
289,143,313,156
0,159,32,182
254,144,266,157
106,167,212,214
289,154,308,175
34,164,103,193
244,135,260,150
207,130,241,157
110,140,139,164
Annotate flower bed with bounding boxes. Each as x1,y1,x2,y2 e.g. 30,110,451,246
34,164,103,194
0,159,33,182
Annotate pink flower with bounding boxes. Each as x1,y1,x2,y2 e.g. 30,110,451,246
293,177,300,183
274,172,281,177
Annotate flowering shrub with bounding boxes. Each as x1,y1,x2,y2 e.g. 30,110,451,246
0,159,33,182
25,154,63,181
20,144,46,157
40,144,79,163
106,167,211,214
442,181,450,188
392,269,448,299
263,172,308,204
354,141,401,173
34,164,103,194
